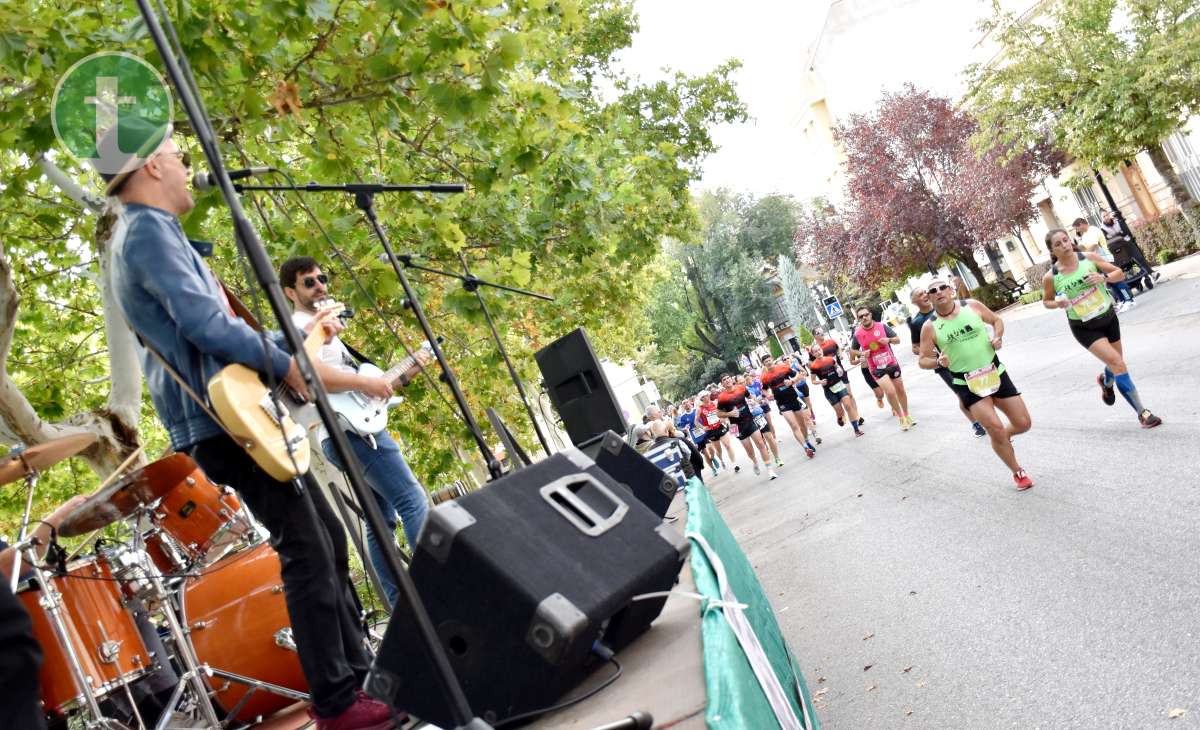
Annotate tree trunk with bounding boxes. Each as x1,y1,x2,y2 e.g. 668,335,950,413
956,254,987,290
1145,144,1197,218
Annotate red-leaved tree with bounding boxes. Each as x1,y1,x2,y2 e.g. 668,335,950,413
795,85,1058,287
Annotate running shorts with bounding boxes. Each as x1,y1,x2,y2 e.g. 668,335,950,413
703,424,728,441
823,386,850,406
934,365,955,388
860,365,879,390
776,397,802,413
1068,309,1121,349
872,363,902,380
949,370,1021,409
795,382,810,399
735,412,761,440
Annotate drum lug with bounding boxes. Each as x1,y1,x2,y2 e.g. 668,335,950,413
190,619,215,632
271,584,284,594
98,639,122,664
186,476,196,486
274,627,297,652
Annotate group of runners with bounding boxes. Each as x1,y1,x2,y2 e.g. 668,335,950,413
662,232,1161,493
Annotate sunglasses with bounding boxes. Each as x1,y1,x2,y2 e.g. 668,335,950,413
857,312,871,319
301,274,329,288
929,284,952,293
159,150,191,168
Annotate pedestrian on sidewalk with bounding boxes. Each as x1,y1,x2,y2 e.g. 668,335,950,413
1042,228,1162,429
918,276,1035,490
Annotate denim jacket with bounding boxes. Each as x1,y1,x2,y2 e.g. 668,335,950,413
111,203,291,450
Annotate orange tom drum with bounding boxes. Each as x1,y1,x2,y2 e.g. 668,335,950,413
150,459,255,569
18,556,152,715
182,542,308,722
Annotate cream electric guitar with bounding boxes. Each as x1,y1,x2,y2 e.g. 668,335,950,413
207,302,342,481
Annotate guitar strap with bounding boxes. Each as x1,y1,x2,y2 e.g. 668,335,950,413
135,332,243,446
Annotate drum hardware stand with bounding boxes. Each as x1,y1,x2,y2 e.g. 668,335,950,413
206,668,311,728
136,1,491,726
323,478,398,613
12,537,111,725
125,506,224,730
10,461,42,593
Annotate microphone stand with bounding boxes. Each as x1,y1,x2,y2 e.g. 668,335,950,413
411,250,554,459
134,2,489,728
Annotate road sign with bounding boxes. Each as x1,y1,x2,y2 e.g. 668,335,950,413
823,295,844,320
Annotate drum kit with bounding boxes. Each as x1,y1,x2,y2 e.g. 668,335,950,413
4,435,311,728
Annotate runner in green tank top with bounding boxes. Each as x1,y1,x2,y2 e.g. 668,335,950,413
1041,228,1162,428
919,275,1035,491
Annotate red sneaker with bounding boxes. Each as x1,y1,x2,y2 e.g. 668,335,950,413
1097,374,1115,406
1013,469,1034,491
307,694,398,730
1138,410,1162,429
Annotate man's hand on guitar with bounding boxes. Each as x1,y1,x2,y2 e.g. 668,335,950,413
303,307,345,344
284,358,311,401
356,375,395,400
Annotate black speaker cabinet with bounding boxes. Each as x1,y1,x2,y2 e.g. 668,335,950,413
535,328,627,445
578,430,678,518
365,449,689,727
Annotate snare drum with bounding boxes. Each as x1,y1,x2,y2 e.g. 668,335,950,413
18,557,152,714
182,542,307,721
150,460,254,568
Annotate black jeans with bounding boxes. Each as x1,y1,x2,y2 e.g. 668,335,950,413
189,435,370,718
1,577,46,730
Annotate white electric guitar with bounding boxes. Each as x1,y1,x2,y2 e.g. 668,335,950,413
290,339,433,437
330,342,432,436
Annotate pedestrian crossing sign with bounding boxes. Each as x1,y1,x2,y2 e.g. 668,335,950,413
823,295,844,319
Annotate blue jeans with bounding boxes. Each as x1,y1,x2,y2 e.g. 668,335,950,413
322,430,428,608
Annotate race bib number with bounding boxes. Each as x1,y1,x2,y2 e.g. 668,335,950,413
691,425,706,439
753,414,767,430
869,348,896,370
965,364,1001,397
829,380,846,394
1069,286,1110,322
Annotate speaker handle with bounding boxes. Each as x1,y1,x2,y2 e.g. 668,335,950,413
539,474,628,537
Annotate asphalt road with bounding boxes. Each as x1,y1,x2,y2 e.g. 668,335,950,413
703,254,1200,729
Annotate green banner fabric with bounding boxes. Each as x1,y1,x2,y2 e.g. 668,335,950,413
686,478,820,730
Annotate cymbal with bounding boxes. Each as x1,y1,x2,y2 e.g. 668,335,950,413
0,432,98,486
58,453,200,537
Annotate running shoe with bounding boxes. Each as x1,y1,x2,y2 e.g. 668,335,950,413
713,457,723,469
815,436,823,444
1097,374,1116,406
907,414,917,427
972,422,987,438
1139,410,1163,429
854,429,865,437
733,465,741,473
767,468,778,481
752,463,761,476
1115,301,1129,314
775,457,785,467
899,416,910,432
804,445,815,459
710,468,719,478
1013,469,1034,491
837,415,845,427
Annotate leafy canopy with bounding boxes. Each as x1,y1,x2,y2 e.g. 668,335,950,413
0,0,745,526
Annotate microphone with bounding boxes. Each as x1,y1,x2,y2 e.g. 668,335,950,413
192,166,274,191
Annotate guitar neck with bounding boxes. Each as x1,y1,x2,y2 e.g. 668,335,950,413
382,350,420,387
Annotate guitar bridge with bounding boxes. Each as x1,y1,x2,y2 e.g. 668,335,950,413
259,394,288,426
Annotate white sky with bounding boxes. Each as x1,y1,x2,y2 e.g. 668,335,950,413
614,0,1001,201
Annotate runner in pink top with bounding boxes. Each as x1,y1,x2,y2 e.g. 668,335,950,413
850,306,916,430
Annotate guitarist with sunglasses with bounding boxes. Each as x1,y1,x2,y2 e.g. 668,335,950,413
280,257,432,611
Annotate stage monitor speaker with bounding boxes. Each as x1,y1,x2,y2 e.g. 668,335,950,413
365,449,688,727
578,430,679,518
535,328,627,445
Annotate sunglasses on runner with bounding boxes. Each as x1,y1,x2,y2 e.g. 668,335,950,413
929,284,952,293
301,274,329,288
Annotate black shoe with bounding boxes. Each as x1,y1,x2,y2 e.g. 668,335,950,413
972,422,987,438
1097,374,1116,406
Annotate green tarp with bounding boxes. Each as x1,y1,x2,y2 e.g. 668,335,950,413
686,478,820,730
